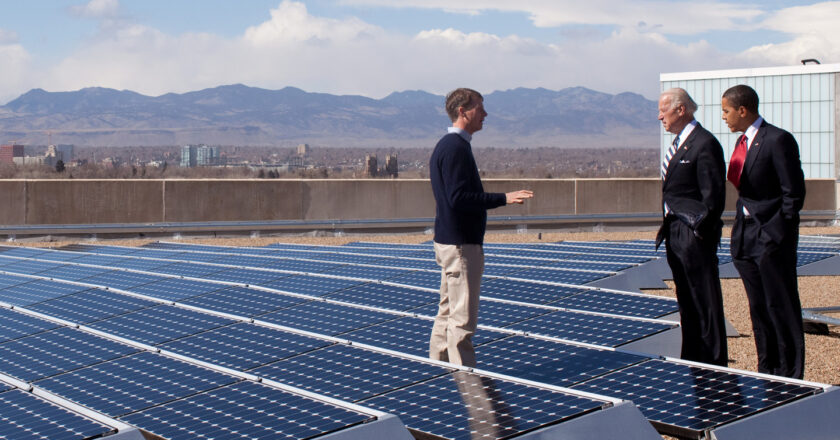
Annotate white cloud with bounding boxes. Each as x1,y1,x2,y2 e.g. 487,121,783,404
0,39,34,104
244,1,382,44
742,2,840,64
70,0,121,18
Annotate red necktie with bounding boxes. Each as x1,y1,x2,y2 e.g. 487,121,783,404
727,135,747,188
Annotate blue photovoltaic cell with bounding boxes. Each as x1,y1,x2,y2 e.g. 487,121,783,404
262,274,366,296
0,247,50,258
87,304,235,345
157,322,332,370
10,250,85,263
119,249,188,260
58,254,127,267
251,344,451,402
108,258,171,271
572,359,820,437
317,265,413,281
79,270,163,290
505,267,608,284
34,265,111,282
410,300,554,328
507,310,673,347
59,244,136,255
200,267,289,286
0,279,90,306
387,270,442,290
0,259,65,275
324,283,435,312
35,351,240,417
178,286,308,317
121,380,375,440
476,335,648,387
257,301,397,336
480,278,585,304
0,273,33,290
148,262,225,278
550,290,678,319
341,316,508,357
129,277,224,301
26,288,158,324
0,326,140,382
272,250,382,265
0,389,115,440
0,308,61,343
360,371,604,440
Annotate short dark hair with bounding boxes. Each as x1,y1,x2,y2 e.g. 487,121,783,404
445,88,483,122
722,84,759,114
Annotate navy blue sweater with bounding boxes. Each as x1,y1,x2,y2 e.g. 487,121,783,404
430,133,506,244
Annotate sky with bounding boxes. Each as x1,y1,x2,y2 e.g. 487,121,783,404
1,0,838,104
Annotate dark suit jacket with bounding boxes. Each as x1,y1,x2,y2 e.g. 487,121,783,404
735,120,806,245
656,122,726,247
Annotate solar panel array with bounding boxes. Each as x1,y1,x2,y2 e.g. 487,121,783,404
0,237,833,440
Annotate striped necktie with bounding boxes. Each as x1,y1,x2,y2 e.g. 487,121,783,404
661,135,679,179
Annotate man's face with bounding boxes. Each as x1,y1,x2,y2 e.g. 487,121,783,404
721,97,748,132
658,95,683,134
461,100,487,134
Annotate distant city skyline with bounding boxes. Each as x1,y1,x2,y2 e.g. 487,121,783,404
1,0,838,104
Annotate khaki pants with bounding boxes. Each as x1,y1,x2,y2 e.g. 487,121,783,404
429,242,484,367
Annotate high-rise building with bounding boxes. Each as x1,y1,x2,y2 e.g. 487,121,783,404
0,144,24,164
661,63,838,178
181,144,220,167
181,145,197,167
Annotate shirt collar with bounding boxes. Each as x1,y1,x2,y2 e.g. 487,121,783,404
744,116,763,148
448,126,472,143
675,120,697,149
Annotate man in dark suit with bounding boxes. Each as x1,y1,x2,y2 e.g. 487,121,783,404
655,88,728,366
429,88,533,367
722,84,806,379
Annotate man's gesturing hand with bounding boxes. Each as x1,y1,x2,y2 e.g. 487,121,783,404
505,190,534,205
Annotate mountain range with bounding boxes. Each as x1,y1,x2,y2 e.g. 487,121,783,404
0,84,659,148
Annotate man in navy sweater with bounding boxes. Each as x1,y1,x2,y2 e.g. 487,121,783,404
429,88,533,367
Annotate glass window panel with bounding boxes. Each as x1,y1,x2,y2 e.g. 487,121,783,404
782,75,792,102
811,74,821,100
820,74,830,100
792,75,801,102
704,79,713,105
820,101,830,132
712,79,720,104
802,74,812,101
811,101,821,132
802,102,811,132
774,76,782,102
793,102,802,132
800,133,811,162
821,133,830,162
781,102,792,130
822,164,830,178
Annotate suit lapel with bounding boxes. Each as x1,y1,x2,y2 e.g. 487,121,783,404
663,128,696,186
743,121,766,178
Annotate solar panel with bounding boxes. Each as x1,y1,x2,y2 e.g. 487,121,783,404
551,290,677,319
262,274,366,296
78,271,162,290
324,283,436,312
203,267,289,286
359,371,604,440
0,247,50,258
506,310,674,347
0,308,62,343
251,343,452,402
475,335,648,387
150,261,227,278
572,359,821,438
411,300,554,328
0,326,140,382
34,351,240,418
107,258,170,271
87,304,235,345
257,301,398,336
341,316,508,357
178,285,309,317
0,273,34,290
158,322,332,370
319,265,414,280
120,380,375,440
479,278,585,304
129,277,225,301
0,279,90,307
505,267,608,284
26,288,158,324
33,265,111,282
0,389,115,440
0,260,65,275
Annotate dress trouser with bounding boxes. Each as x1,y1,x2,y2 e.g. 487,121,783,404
731,216,804,379
429,242,484,367
664,218,728,366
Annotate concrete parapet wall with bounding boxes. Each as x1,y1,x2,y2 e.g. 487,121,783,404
1,178,836,229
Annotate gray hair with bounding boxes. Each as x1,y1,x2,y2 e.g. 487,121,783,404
661,88,698,116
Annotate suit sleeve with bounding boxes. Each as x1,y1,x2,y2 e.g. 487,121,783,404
771,131,806,218
694,135,726,230
440,145,507,211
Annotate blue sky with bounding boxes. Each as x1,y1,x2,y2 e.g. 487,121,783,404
1,0,838,104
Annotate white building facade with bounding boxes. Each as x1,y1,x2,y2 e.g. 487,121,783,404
660,63,839,179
